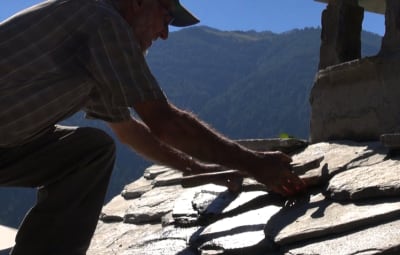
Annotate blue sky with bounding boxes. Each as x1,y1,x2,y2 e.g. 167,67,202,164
1,0,385,35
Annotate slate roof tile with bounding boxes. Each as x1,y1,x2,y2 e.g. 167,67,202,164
88,139,400,255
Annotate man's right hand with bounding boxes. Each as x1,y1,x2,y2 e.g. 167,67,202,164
249,151,306,197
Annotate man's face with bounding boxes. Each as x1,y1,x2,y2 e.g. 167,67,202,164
124,0,173,52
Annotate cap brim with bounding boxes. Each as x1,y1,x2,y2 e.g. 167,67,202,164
170,1,199,27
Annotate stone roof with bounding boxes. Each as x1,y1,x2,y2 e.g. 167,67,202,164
88,137,400,255
315,0,386,14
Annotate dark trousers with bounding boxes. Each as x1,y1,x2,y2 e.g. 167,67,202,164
0,126,116,255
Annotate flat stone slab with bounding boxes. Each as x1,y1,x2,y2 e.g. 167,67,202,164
101,195,128,222
152,169,183,187
119,226,199,255
291,141,387,186
120,239,193,255
284,218,400,255
191,191,282,252
121,177,153,199
194,203,281,252
236,138,308,154
381,133,400,150
264,192,400,245
125,185,184,224
144,165,173,180
172,184,229,227
88,221,162,255
327,158,400,200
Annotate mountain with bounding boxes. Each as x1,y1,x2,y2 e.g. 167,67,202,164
0,26,381,228
147,26,381,139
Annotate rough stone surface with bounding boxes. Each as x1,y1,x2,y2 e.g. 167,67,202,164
195,205,280,252
101,195,128,222
381,133,400,151
236,138,308,154
319,0,363,69
380,0,400,55
284,218,400,255
121,176,153,199
124,185,184,224
327,158,400,200
310,56,400,142
118,226,200,255
172,184,228,227
264,193,400,245
291,141,387,186
88,141,400,255
152,169,183,187
144,165,173,180
88,221,162,255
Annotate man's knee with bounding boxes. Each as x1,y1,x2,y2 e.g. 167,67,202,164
78,127,115,149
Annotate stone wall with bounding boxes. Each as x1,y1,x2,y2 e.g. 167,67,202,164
310,55,400,142
310,0,400,142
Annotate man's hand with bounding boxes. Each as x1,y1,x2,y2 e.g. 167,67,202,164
250,151,306,197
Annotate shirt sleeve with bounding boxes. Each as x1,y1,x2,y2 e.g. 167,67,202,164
83,12,166,122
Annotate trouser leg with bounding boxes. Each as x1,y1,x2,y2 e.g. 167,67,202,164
0,126,116,255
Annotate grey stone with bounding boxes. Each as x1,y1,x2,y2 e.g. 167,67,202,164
327,158,400,200
222,190,270,213
193,189,236,216
100,195,129,222
119,226,200,255
264,192,400,245
144,164,173,180
380,0,400,55
90,141,400,255
88,221,162,255
241,177,268,192
173,184,229,227
236,138,308,154
194,203,281,252
120,239,191,255
318,0,363,70
284,218,400,255
310,56,400,142
381,133,400,150
199,232,277,255
121,176,153,199
291,141,387,186
152,169,183,187
124,185,184,224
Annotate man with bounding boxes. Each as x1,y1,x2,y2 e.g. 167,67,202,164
0,0,306,254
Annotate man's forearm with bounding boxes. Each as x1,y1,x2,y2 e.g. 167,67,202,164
145,104,261,173
108,118,217,174
133,100,305,196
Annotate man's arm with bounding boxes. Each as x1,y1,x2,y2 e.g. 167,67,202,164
128,99,305,196
109,117,218,174
109,115,249,189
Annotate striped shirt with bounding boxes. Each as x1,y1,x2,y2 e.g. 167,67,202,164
0,0,166,147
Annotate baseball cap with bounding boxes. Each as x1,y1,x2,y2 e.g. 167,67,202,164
169,0,199,27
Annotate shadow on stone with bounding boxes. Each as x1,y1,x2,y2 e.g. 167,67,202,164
264,192,317,243
197,193,286,226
